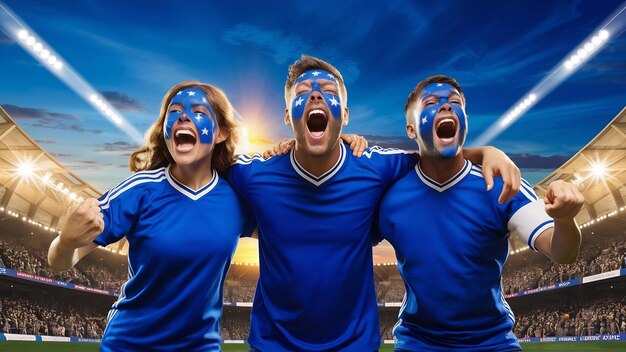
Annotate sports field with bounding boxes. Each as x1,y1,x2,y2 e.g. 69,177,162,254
1,342,626,351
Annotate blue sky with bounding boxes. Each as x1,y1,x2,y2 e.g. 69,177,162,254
0,0,624,191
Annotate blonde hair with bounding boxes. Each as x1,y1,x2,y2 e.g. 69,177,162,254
284,55,348,107
129,81,239,175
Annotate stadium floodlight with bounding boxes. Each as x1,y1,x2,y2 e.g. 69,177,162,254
16,160,35,178
0,2,143,144
591,161,608,178
470,4,626,147
41,172,52,183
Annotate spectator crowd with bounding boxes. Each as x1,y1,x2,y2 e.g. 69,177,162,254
0,236,127,293
0,293,106,338
514,297,626,338
2,224,626,341
503,239,626,295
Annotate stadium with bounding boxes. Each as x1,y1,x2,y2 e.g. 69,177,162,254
1,1,625,350
0,103,625,351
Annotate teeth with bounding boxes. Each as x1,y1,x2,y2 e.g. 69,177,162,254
437,118,455,127
175,129,194,137
308,109,326,117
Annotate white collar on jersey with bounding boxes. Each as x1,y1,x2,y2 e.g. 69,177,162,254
290,141,346,186
415,159,472,192
165,165,219,200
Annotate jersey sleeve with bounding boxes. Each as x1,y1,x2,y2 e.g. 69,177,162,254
226,154,262,196
505,178,554,251
364,146,418,186
93,182,143,247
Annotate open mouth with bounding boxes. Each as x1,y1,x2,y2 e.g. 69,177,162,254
306,109,328,138
174,128,197,152
436,118,457,143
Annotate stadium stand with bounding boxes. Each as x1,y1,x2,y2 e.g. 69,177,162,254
0,280,111,338
0,218,127,293
503,235,626,295
221,307,251,340
510,280,626,337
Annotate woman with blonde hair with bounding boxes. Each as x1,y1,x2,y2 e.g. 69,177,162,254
48,81,255,351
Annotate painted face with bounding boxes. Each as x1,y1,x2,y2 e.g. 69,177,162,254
164,87,218,145
414,83,468,158
291,69,342,121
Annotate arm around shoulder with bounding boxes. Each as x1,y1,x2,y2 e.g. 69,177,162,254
464,146,520,204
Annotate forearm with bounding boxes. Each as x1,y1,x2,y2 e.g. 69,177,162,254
48,236,80,270
549,219,581,264
462,147,488,164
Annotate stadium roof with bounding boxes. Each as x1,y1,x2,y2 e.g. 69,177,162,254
0,106,127,251
510,105,626,253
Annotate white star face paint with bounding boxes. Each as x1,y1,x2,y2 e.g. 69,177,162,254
164,87,218,145
414,83,468,158
287,69,347,157
290,70,342,121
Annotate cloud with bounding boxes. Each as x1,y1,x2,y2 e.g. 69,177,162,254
66,160,115,170
71,29,199,90
572,42,626,84
362,135,417,150
2,104,78,120
95,141,138,158
222,23,360,83
100,91,148,113
427,3,584,87
98,141,137,151
1,104,103,134
223,24,312,65
508,153,572,169
35,139,57,144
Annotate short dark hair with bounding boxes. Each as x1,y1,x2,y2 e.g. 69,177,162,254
404,75,464,124
284,55,348,107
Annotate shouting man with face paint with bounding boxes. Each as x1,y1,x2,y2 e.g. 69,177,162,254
227,57,523,352
374,75,585,352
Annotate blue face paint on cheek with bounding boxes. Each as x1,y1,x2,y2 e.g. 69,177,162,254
291,93,308,121
164,87,218,144
418,106,437,151
290,69,342,120
416,83,468,157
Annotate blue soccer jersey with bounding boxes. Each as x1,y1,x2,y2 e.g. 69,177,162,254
376,160,553,352
227,141,417,352
94,166,255,352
